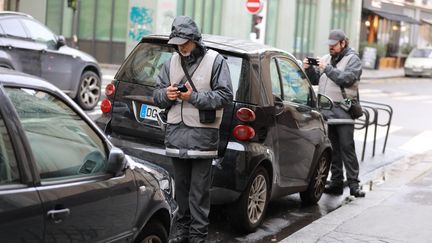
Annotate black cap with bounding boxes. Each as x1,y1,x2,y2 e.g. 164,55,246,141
328,29,346,45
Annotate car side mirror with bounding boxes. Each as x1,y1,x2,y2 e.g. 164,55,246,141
106,147,126,177
57,35,66,48
317,94,333,110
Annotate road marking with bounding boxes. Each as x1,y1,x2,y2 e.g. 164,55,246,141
399,131,432,154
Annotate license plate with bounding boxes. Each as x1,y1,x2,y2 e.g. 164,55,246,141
413,68,423,72
139,104,160,121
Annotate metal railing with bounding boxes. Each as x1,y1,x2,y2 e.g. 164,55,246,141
354,101,393,161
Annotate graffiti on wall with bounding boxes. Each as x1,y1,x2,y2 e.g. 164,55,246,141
128,6,153,42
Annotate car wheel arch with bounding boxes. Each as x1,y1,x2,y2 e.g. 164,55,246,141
135,207,171,241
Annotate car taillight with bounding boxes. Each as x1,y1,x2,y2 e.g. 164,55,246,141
105,83,116,96
101,98,112,113
236,107,256,122
233,125,255,141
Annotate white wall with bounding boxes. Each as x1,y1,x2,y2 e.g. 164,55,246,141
19,0,47,23
220,0,251,39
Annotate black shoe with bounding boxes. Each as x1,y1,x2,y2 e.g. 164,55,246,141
350,188,366,197
324,183,343,195
169,236,189,243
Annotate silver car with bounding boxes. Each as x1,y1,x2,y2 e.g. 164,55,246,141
0,11,101,110
404,47,432,77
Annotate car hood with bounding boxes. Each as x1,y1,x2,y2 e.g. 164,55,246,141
125,154,170,182
58,46,99,64
405,57,432,67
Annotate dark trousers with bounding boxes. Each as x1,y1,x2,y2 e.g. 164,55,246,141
172,158,212,243
328,124,360,189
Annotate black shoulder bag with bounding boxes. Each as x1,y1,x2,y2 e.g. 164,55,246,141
340,86,363,119
180,56,216,124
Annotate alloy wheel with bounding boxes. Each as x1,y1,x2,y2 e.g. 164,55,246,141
79,74,100,108
313,156,328,198
248,174,267,224
140,235,162,243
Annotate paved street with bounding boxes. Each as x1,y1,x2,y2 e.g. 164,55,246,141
87,67,432,242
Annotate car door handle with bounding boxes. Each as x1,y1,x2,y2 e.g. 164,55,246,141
6,45,13,50
47,208,70,224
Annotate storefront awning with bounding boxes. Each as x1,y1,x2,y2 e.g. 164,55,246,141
421,18,432,25
366,8,421,24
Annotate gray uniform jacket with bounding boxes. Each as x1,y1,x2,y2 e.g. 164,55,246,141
153,49,233,159
305,47,362,124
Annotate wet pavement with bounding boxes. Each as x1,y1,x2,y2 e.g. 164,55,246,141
206,191,351,242
282,150,432,243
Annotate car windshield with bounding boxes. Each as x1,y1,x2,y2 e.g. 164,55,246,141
116,42,243,96
410,49,432,58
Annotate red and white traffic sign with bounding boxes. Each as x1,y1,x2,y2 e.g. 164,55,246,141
245,0,262,14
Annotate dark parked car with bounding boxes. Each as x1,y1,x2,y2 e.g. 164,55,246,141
96,35,333,232
0,11,101,110
0,68,176,242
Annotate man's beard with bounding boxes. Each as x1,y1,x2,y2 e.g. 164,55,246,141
329,49,338,57
179,50,191,57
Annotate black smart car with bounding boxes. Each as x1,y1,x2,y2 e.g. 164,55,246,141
96,34,333,232
0,11,102,110
0,68,177,242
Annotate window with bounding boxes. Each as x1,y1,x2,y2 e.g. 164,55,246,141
116,43,174,86
116,43,244,98
0,18,27,38
21,19,57,48
276,58,311,105
78,0,96,40
225,55,243,99
177,0,223,35
270,59,282,98
46,0,62,35
294,0,317,58
0,114,19,185
331,0,352,32
5,88,107,180
95,0,112,41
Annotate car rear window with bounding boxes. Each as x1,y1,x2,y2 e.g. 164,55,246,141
116,42,243,96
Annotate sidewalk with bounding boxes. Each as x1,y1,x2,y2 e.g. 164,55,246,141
281,150,432,243
361,68,404,80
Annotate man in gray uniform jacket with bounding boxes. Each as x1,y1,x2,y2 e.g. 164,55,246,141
153,16,233,243
303,29,365,198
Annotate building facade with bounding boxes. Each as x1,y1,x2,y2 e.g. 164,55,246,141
0,0,383,66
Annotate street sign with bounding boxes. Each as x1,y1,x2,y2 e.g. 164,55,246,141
245,0,262,14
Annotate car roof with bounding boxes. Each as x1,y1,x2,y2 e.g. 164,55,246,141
0,11,33,18
143,34,296,58
0,68,57,91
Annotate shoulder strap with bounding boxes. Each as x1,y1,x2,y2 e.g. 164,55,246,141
180,56,198,91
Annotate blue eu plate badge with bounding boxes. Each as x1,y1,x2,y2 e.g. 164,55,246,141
139,104,159,121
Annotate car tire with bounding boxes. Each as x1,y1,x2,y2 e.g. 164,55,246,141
300,152,330,205
135,220,168,243
231,166,269,233
76,70,101,110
